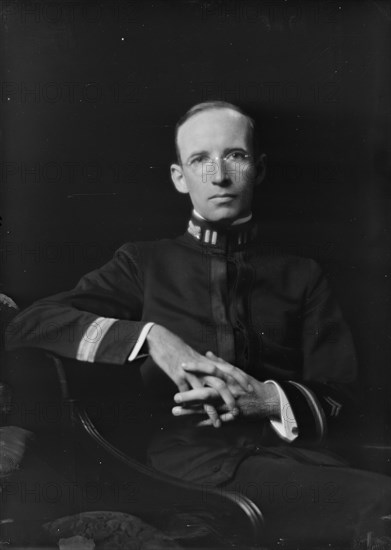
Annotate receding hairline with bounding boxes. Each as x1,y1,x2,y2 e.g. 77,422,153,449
174,101,257,164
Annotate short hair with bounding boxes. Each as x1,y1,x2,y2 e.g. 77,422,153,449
174,101,260,164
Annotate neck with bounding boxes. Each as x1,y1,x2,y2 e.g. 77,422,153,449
193,210,252,227
187,210,257,250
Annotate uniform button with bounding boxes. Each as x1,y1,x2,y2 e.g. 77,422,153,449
212,465,221,472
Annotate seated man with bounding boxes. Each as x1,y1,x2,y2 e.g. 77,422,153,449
6,101,391,545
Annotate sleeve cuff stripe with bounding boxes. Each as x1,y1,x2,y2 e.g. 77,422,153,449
289,381,327,440
76,317,118,363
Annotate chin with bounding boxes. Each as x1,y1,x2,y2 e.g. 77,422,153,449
209,205,246,223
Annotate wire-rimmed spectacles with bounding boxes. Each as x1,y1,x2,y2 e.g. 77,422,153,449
184,151,254,176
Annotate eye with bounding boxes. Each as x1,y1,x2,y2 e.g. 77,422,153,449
226,151,248,162
190,154,209,166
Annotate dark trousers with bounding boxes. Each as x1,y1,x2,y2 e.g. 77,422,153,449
220,453,391,545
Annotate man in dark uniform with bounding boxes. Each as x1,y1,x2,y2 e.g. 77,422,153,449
6,101,391,545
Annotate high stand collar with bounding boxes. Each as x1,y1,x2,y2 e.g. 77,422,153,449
186,211,257,252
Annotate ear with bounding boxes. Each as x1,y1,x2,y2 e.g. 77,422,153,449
254,153,267,186
170,163,189,194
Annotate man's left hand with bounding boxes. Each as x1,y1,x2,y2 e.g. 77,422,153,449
172,351,281,426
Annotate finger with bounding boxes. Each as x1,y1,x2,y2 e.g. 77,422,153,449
174,387,219,405
173,403,239,418
219,367,254,393
212,373,247,397
220,411,238,422
177,380,191,393
196,354,254,393
196,411,236,427
205,354,254,392
172,402,222,427
202,376,238,413
172,406,205,416
205,350,225,362
203,374,247,398
176,364,192,393
182,360,220,377
184,360,253,393
171,363,220,426
171,404,239,421
185,374,221,428
202,402,221,428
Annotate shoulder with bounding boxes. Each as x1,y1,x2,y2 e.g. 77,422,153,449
250,247,322,276
115,237,178,264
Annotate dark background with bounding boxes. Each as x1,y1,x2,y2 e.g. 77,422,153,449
1,0,390,409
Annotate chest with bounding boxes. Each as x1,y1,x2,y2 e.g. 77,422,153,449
140,245,306,351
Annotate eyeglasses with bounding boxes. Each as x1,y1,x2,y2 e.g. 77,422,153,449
184,151,254,176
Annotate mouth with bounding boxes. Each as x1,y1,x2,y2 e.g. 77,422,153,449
209,194,237,200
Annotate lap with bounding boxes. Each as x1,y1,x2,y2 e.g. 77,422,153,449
220,450,391,544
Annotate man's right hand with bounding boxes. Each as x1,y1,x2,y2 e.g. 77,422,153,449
146,324,252,428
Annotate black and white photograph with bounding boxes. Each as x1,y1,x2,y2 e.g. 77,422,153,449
1,1,391,548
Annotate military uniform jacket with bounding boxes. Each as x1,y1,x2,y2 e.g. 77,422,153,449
6,214,357,484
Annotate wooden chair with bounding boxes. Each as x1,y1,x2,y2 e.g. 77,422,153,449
0,348,264,548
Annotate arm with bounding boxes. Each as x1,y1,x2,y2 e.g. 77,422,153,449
276,259,358,443
5,247,252,426
5,243,148,364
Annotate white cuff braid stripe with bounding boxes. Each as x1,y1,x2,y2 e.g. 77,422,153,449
76,317,117,363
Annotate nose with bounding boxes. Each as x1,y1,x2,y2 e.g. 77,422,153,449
211,158,229,185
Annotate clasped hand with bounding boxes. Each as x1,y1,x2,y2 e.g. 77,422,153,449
146,325,279,428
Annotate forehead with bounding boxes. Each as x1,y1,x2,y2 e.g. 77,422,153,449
177,108,252,158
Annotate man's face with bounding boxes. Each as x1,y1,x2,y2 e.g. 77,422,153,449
171,108,263,224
